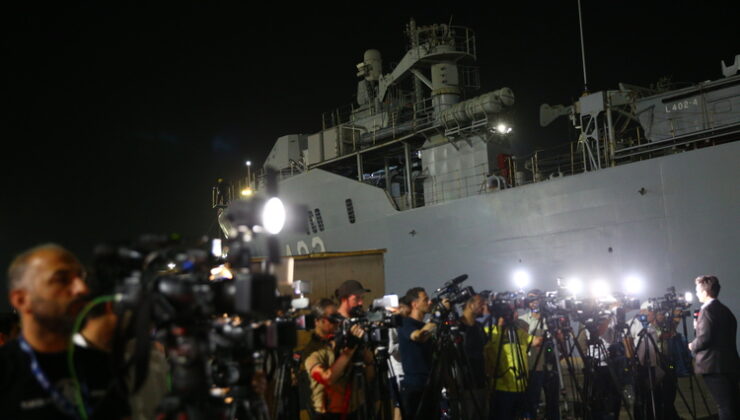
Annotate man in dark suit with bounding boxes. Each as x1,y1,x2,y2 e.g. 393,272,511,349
688,275,740,420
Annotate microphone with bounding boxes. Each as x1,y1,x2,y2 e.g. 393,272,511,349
435,274,468,294
449,274,468,285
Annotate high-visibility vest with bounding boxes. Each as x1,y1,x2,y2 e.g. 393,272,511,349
483,324,533,392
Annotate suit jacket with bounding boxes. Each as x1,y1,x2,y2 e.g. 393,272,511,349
692,299,740,375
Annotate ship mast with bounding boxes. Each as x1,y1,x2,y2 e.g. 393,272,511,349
577,0,589,94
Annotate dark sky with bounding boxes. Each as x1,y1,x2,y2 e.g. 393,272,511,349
1,2,735,308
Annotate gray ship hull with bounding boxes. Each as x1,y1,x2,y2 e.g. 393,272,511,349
277,141,739,318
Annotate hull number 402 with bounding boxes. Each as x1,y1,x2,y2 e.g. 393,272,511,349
665,98,699,113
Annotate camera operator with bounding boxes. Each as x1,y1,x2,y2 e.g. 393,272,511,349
484,294,543,420
335,280,370,319
688,275,740,420
459,293,489,418
0,244,130,419
75,272,169,420
627,301,679,420
519,289,560,420
304,297,374,419
576,310,622,420
398,287,439,419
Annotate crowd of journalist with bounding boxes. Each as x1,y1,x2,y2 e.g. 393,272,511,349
1,243,738,419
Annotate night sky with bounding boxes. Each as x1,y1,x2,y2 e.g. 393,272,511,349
1,2,735,310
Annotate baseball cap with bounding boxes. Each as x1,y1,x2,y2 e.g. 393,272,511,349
335,280,371,299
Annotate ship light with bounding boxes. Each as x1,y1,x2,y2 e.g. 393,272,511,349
623,275,644,295
493,123,513,134
512,269,531,290
262,197,286,234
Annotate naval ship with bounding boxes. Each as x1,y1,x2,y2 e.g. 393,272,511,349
225,20,740,324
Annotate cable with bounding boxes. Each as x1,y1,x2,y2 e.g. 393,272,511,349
67,294,118,420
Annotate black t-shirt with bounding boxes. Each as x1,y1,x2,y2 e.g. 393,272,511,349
460,320,487,388
0,339,130,420
397,316,433,389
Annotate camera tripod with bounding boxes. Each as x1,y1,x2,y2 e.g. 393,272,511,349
416,318,486,419
629,314,710,420
573,319,635,420
486,314,531,419
268,348,300,420
368,344,401,420
526,312,567,420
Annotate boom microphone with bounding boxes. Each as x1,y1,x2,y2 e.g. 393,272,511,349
449,274,468,285
435,274,468,294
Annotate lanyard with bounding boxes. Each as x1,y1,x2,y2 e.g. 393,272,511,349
18,336,89,419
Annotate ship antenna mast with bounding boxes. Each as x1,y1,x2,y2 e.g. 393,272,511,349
577,0,589,93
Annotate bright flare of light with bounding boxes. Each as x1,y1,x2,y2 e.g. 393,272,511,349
512,269,531,290
565,277,583,296
496,123,509,133
245,160,251,166
590,279,611,299
262,197,286,234
685,291,694,303
623,275,644,295
241,187,254,197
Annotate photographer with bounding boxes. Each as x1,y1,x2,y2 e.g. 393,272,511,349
335,280,370,319
484,295,543,420
398,287,439,419
519,289,560,420
459,294,489,418
0,244,130,419
304,297,374,419
627,301,679,420
576,312,622,420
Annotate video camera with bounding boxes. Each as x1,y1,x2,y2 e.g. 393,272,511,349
90,168,308,418
429,274,474,321
334,298,403,350
645,287,692,316
484,291,529,324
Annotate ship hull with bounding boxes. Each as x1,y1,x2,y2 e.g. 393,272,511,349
277,141,740,317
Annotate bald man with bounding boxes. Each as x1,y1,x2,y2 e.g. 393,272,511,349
0,243,129,419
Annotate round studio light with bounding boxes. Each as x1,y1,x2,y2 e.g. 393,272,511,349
565,277,583,296
262,197,286,234
513,269,531,290
685,291,694,303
